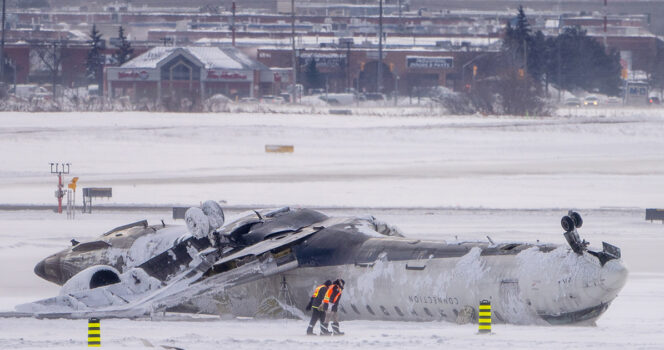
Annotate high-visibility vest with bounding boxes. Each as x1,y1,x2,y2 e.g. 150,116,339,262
312,284,326,298
323,285,342,305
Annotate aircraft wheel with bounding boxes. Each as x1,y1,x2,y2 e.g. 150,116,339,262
185,207,210,239
202,200,225,231
570,211,583,228
561,216,575,232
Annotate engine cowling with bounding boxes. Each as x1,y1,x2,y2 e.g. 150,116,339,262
59,265,121,296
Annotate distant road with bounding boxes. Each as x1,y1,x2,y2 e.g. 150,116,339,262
413,0,664,35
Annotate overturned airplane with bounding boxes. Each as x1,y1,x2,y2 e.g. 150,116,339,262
20,203,627,325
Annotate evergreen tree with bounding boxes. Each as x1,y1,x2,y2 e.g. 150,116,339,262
527,31,548,83
112,26,134,66
499,6,546,115
503,5,531,66
649,39,664,96
86,24,104,89
547,27,622,95
305,58,322,90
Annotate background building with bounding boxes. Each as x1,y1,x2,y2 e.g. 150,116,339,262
105,46,289,108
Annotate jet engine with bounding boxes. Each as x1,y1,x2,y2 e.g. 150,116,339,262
59,265,121,296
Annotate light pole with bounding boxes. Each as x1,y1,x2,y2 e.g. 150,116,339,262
291,0,297,104
0,0,5,85
377,0,383,93
394,73,399,106
50,163,71,214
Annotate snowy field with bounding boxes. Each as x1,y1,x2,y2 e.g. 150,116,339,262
0,110,663,349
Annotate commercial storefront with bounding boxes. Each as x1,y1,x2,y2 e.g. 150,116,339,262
106,46,288,106
256,47,490,94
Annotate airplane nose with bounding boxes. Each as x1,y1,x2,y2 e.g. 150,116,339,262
34,259,47,280
600,260,628,291
34,255,63,284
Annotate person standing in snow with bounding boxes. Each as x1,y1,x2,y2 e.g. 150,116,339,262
305,280,332,335
321,278,345,335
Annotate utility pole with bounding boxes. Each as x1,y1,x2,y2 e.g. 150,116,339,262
0,0,6,84
557,25,562,102
231,1,236,47
346,41,351,91
523,39,528,76
603,0,608,49
377,0,383,93
291,0,297,104
52,42,58,100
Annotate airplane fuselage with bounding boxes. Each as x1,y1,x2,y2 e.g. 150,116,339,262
30,208,627,325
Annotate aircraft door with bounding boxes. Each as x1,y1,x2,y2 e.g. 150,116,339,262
498,280,529,324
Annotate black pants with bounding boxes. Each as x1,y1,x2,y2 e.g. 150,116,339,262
307,308,326,330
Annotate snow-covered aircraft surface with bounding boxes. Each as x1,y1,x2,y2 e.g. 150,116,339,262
19,203,627,325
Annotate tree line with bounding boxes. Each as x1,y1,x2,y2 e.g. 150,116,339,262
465,6,626,115
504,6,622,97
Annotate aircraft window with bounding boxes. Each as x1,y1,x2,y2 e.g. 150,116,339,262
366,305,375,315
350,304,360,314
501,243,520,251
103,219,148,236
340,306,347,314
424,307,433,317
380,305,390,316
394,306,405,317
411,309,418,316
72,241,111,252
439,309,447,318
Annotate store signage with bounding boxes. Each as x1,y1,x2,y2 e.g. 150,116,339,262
406,56,454,69
206,70,250,81
117,70,150,80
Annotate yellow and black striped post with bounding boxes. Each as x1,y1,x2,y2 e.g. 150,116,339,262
88,318,101,347
478,300,491,334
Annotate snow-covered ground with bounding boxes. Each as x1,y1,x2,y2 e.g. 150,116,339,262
0,110,663,349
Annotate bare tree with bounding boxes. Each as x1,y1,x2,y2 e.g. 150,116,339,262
29,40,67,100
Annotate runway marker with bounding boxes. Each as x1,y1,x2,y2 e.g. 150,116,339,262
88,318,100,347
478,300,491,334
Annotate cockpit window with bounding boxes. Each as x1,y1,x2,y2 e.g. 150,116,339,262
72,241,111,252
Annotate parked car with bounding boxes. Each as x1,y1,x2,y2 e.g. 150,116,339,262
362,92,386,101
648,96,660,105
261,95,285,104
278,93,291,103
606,97,622,105
583,96,599,106
564,97,581,107
240,97,258,103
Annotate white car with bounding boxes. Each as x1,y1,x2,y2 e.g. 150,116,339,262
583,96,599,106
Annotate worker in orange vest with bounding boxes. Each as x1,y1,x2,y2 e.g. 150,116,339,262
305,280,331,335
321,278,345,335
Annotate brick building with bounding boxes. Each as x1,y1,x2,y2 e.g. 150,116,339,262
257,46,494,95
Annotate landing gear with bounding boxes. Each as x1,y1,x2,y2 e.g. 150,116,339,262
561,211,588,254
561,216,575,233
569,211,583,228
